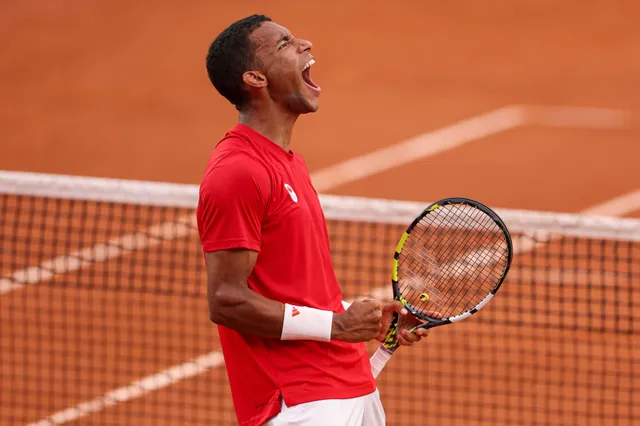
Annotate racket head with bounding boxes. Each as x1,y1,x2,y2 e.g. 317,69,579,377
392,197,513,326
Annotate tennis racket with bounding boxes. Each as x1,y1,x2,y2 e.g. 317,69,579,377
370,197,513,378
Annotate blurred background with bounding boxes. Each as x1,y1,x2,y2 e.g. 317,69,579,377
1,1,638,425
3,1,640,209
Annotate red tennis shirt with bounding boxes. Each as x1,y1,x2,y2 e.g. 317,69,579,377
196,124,376,426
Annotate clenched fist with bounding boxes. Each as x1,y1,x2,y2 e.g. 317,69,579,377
331,299,384,342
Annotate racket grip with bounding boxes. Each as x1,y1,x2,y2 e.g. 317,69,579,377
370,346,393,379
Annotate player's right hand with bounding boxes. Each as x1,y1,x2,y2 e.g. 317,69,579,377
331,299,383,342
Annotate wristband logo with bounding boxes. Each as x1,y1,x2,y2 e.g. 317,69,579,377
291,307,300,317
284,183,298,203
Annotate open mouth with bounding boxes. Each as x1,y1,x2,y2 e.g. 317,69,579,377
301,59,321,93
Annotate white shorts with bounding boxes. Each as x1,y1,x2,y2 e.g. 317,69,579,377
264,389,385,426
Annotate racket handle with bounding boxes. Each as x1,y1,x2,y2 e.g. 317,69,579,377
370,346,393,379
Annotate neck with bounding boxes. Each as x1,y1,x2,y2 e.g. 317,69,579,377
239,103,299,152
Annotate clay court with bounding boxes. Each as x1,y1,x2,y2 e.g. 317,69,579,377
1,1,639,425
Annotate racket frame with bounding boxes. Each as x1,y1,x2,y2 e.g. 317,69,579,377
374,198,513,377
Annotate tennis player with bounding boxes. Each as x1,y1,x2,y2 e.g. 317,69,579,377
197,15,429,426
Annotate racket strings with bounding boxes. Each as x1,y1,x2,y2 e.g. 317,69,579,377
435,223,506,312
400,268,450,311
429,206,505,312
434,209,503,289
397,204,508,318
414,236,491,313
400,246,483,316
403,246,441,275
442,241,504,310
401,266,448,304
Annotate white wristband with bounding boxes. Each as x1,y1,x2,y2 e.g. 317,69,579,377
280,303,333,342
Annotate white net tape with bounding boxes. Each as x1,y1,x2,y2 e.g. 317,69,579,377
1,170,639,241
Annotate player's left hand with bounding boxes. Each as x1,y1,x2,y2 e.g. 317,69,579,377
396,312,429,346
378,301,441,346
376,301,405,343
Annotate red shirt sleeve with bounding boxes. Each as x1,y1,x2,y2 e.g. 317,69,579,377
197,150,270,253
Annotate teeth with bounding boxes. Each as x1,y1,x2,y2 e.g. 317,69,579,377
303,59,315,71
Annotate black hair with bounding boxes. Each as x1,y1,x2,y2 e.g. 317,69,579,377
205,14,272,111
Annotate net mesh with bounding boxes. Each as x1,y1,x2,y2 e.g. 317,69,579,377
1,171,638,426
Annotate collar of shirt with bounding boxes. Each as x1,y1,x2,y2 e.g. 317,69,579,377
232,123,295,163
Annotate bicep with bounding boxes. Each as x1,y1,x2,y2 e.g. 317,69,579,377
206,249,258,306
204,248,285,336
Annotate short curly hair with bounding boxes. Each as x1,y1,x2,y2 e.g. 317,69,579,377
205,14,272,111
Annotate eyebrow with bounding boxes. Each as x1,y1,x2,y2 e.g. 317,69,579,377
275,33,292,46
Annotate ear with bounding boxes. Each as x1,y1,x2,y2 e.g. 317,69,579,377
243,70,267,89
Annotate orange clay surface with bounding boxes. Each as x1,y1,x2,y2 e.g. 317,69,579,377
1,1,639,425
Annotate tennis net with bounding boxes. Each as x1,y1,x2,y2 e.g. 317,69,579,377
1,170,638,426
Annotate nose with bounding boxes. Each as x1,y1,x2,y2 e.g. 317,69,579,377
298,38,312,53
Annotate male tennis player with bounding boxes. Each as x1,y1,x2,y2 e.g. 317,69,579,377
197,15,429,426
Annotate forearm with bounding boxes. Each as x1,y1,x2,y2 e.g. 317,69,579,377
209,283,351,341
209,283,285,339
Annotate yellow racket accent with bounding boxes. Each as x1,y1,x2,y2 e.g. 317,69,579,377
398,294,409,307
420,293,430,302
392,259,398,281
395,232,409,253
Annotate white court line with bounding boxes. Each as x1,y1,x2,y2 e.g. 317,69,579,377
27,352,224,426
523,105,633,129
310,104,633,192
310,106,526,191
515,188,640,253
582,189,640,217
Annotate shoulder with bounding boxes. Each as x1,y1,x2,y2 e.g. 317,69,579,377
200,138,272,201
205,136,271,179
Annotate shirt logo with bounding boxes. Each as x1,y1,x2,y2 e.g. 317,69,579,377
284,183,298,203
291,307,300,317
